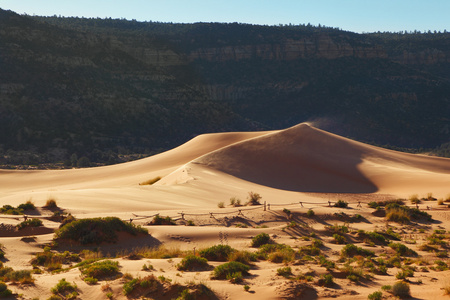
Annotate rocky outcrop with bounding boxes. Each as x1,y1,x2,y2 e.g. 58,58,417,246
188,35,387,61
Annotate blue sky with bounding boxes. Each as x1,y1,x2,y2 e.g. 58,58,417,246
1,0,449,33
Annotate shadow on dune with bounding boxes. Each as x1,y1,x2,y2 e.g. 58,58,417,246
196,123,378,194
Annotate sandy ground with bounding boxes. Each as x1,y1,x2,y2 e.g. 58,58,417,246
0,123,450,299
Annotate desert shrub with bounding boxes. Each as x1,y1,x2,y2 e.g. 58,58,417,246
18,200,36,211
333,234,346,244
0,266,34,284
217,202,225,208
148,215,175,225
0,281,12,298
306,209,315,217
0,204,23,215
84,276,98,285
55,217,147,244
389,242,417,257
51,278,78,299
16,218,43,230
79,260,120,280
386,208,410,224
326,224,349,234
298,244,321,256
186,220,195,226
251,233,272,247
341,244,375,257
318,255,335,269
268,247,296,263
199,245,235,261
246,192,262,205
226,271,243,283
31,250,80,270
177,255,209,271
139,176,161,185
212,261,250,280
392,281,410,298
368,201,379,209
409,194,420,204
438,199,445,205
367,291,382,300
60,213,76,228
258,244,291,259
358,231,387,245
228,250,257,265
322,274,334,286
244,285,250,291
44,198,58,209
276,266,292,278
334,200,348,208
123,278,139,296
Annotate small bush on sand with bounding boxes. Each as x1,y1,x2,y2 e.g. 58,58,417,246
0,282,12,298
51,278,78,299
251,233,272,247
409,194,420,204
246,192,262,205
392,281,410,298
367,291,382,300
148,215,176,225
18,200,36,211
386,208,410,224
44,198,58,209
79,260,120,280
307,209,315,217
17,218,43,230
321,274,334,286
212,261,250,280
55,217,147,244
388,242,417,257
277,266,292,278
334,200,348,208
333,234,346,244
341,244,375,257
177,255,210,271
228,250,257,265
199,245,235,261
217,201,225,208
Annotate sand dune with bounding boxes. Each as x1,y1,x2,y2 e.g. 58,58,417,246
1,123,450,300
1,123,449,211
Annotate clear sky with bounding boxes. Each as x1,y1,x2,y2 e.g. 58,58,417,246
1,0,449,33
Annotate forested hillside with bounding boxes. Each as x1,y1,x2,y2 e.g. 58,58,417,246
1,8,449,166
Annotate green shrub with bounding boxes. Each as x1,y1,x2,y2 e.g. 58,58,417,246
199,245,235,261
322,274,334,286
333,234,346,244
386,208,410,224
212,261,250,280
148,215,176,225
84,276,98,285
326,224,349,234
334,200,348,208
226,271,243,283
392,281,410,298
0,204,23,215
18,201,36,211
123,278,139,296
79,260,120,280
16,218,43,230
306,209,315,217
0,268,34,284
55,217,148,244
31,250,80,270
44,198,58,209
251,233,272,247
367,291,382,300
217,202,225,208
268,247,296,263
276,267,292,278
0,282,12,298
177,255,209,271
341,244,375,257
228,250,257,265
51,278,78,298
247,192,262,205
388,243,417,257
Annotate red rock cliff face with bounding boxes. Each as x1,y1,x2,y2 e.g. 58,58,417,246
188,34,387,61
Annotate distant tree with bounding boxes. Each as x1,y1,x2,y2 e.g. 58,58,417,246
77,156,91,168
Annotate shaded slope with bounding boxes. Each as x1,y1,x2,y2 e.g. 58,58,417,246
192,123,450,194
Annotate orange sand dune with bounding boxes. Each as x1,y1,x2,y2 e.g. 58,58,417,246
1,123,449,212
163,123,450,198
